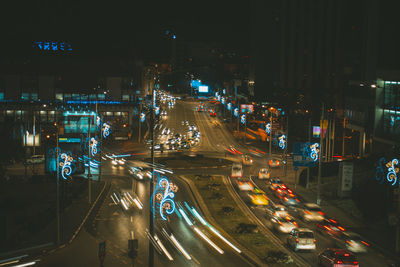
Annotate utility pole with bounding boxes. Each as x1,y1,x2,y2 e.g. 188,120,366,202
269,111,273,160
138,102,142,143
56,123,60,244
284,113,288,178
306,116,311,189
88,116,92,204
149,83,155,267
317,103,324,205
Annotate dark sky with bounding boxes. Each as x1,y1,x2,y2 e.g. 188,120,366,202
0,1,251,58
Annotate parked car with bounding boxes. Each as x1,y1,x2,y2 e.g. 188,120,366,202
287,228,316,251
26,155,45,164
318,248,359,267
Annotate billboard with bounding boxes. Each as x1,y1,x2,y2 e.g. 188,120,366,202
198,86,209,93
313,126,320,138
240,104,254,113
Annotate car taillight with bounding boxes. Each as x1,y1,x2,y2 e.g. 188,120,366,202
282,184,287,189
278,221,283,225
293,222,298,227
336,260,343,264
287,189,293,193
318,211,325,216
313,239,316,243
284,197,289,201
361,241,370,246
353,261,358,265
338,226,345,231
295,238,299,243
305,210,311,215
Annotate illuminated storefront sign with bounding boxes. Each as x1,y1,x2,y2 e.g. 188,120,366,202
59,152,73,180
33,40,72,51
279,135,286,150
310,143,319,162
376,157,400,185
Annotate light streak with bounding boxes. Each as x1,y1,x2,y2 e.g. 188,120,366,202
133,198,143,210
154,235,174,261
179,208,193,226
191,208,207,225
193,227,224,254
14,261,37,267
207,225,242,253
170,234,192,260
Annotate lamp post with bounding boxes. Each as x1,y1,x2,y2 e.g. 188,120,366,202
56,121,60,245
269,111,273,160
317,103,324,205
149,80,156,267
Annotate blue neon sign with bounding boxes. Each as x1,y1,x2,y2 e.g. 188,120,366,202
278,135,286,150
33,41,72,52
59,152,73,180
265,123,271,134
90,137,98,157
102,123,110,138
375,157,400,185
310,143,319,162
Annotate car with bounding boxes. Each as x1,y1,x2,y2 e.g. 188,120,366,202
275,185,292,198
247,188,269,206
335,232,369,253
242,155,254,166
269,159,280,168
129,167,151,180
316,218,346,238
318,248,359,267
298,203,325,222
258,168,271,179
268,178,284,191
235,178,254,191
287,228,316,251
281,193,301,207
266,204,290,218
271,215,298,233
26,155,45,164
231,163,243,178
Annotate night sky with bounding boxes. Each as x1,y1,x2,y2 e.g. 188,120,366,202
0,1,251,58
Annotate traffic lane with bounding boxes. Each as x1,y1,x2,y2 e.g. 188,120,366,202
249,175,390,267
95,174,149,266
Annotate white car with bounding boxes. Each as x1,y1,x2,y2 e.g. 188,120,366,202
235,178,254,191
231,163,243,178
287,228,316,251
258,168,270,179
26,155,45,164
298,203,325,222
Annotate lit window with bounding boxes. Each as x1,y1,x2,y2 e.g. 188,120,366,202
6,110,14,115
0,92,4,100
21,93,30,100
89,94,96,100
122,95,129,101
98,94,105,100
106,112,113,116
31,93,38,100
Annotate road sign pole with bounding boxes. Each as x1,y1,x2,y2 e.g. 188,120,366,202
317,103,324,205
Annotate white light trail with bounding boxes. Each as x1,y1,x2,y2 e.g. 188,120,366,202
179,208,193,226
207,225,242,253
193,227,224,254
170,234,192,260
13,262,37,267
110,195,117,205
154,235,174,261
191,208,207,225
133,198,143,210
120,199,129,210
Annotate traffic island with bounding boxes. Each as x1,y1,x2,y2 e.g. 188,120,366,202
189,174,298,267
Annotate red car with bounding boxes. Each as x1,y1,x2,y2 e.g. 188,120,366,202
318,248,358,267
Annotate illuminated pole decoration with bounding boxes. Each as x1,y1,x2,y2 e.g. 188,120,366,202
227,103,232,111
375,157,400,185
102,123,110,138
59,152,73,180
140,112,146,122
155,106,160,116
265,123,271,134
278,134,286,150
241,114,246,124
234,108,239,117
221,97,226,105
152,174,178,221
217,95,221,102
310,143,319,162
90,137,98,157
96,116,101,127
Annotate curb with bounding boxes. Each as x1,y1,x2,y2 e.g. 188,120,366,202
179,175,264,267
41,181,110,257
